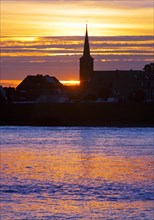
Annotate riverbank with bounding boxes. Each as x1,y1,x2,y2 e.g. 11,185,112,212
0,103,154,127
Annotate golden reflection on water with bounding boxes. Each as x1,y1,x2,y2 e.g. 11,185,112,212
1,147,153,184
1,198,152,217
1,129,154,220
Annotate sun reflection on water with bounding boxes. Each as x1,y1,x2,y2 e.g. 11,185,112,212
1,148,153,185
0,127,154,219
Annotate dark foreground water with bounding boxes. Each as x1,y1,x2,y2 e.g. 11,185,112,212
0,126,154,219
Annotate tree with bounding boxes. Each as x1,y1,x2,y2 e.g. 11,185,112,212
143,63,154,73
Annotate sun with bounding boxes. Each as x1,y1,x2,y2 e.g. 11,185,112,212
60,80,80,86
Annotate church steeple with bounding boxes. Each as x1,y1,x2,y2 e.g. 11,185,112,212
80,25,94,86
83,24,90,56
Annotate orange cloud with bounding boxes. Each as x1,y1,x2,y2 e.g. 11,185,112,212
1,36,153,82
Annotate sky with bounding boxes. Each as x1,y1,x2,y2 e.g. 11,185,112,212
1,0,154,86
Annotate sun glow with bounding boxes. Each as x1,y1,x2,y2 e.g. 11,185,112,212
1,0,153,82
0,80,80,88
60,80,80,86
0,80,22,88
1,1,153,36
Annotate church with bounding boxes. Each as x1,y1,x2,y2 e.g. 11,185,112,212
79,26,154,102
7,26,154,104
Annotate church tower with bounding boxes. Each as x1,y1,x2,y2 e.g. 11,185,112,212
80,25,94,86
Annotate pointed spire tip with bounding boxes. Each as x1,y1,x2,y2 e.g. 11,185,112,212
83,22,90,56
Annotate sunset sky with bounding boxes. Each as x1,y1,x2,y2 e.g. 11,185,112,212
1,0,153,86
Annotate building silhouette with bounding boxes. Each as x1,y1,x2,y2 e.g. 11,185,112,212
79,25,154,102
16,75,68,103
7,26,154,104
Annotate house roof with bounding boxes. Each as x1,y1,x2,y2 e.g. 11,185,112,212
16,75,63,90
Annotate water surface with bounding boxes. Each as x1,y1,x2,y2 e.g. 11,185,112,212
0,126,154,219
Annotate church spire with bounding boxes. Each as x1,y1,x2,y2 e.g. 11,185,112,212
80,24,94,85
83,24,90,56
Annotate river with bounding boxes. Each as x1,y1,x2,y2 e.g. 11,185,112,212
0,126,154,219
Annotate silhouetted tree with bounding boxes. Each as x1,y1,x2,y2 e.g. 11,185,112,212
0,87,6,104
143,63,154,73
4,87,16,103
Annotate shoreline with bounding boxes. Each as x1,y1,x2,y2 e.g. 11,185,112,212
1,103,154,127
